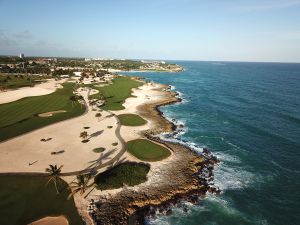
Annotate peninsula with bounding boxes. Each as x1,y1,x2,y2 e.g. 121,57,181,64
0,56,217,225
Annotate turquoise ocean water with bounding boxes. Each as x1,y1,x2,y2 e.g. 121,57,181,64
123,61,300,225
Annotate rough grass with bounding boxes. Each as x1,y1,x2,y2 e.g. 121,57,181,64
0,83,85,141
89,76,142,110
94,162,150,190
0,175,83,225
117,113,147,126
127,139,171,161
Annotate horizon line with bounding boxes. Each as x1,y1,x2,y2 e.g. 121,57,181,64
0,54,300,64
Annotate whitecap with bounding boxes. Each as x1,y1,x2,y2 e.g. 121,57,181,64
214,162,255,190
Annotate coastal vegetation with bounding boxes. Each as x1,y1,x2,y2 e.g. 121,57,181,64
94,162,150,190
127,139,171,161
88,76,142,110
0,175,83,225
117,113,147,126
0,82,85,141
68,174,92,199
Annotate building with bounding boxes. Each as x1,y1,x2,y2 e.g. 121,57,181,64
73,71,82,77
19,53,24,59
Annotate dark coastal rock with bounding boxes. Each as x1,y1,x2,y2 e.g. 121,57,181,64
91,83,219,225
92,140,218,225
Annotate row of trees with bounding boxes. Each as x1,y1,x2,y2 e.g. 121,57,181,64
0,65,51,74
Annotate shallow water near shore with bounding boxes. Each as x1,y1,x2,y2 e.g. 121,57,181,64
123,61,300,225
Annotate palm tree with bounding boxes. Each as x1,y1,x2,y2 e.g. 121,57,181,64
80,131,88,141
95,112,102,122
69,95,77,107
45,164,63,194
68,174,92,199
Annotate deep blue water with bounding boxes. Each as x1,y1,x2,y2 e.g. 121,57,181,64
123,61,300,225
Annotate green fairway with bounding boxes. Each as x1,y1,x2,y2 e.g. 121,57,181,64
127,139,171,161
94,162,150,190
117,113,147,126
0,74,49,90
0,83,85,141
89,76,142,110
0,175,83,225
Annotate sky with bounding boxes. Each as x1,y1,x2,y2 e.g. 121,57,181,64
0,0,300,62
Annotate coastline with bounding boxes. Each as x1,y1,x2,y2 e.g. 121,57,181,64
91,79,219,224
0,75,218,225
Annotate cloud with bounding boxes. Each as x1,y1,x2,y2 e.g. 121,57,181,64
14,30,32,39
237,0,300,12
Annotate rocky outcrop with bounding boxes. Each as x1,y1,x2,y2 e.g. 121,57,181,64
91,82,219,225
92,142,218,225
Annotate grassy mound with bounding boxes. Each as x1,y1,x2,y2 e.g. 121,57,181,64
118,113,147,126
0,175,83,225
89,76,142,110
127,139,171,161
94,162,150,190
93,147,105,153
0,83,85,141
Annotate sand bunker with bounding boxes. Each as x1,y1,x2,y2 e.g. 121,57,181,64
29,215,69,225
0,79,64,104
38,110,66,117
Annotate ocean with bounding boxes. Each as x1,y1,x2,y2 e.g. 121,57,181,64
123,61,300,225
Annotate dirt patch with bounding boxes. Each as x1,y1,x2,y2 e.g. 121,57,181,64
38,110,66,117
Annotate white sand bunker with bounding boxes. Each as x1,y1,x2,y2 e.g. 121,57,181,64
29,215,69,225
38,110,66,117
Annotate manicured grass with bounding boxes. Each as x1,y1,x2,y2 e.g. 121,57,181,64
127,139,171,161
89,76,142,110
0,175,83,225
0,74,49,90
93,147,105,153
94,162,150,190
0,83,85,141
117,113,147,126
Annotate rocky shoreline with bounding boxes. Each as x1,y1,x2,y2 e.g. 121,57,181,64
91,82,219,225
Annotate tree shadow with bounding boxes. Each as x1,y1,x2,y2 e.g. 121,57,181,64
88,130,104,139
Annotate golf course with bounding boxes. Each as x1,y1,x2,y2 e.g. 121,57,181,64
89,76,142,110
0,175,83,225
127,139,171,161
0,82,85,141
117,113,147,126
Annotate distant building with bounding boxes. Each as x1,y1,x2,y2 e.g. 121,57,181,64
60,75,70,78
73,71,82,77
19,53,24,59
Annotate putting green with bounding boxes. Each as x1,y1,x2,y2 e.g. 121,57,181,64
117,113,147,126
127,139,171,161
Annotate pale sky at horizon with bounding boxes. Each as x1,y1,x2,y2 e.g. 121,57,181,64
0,0,300,62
